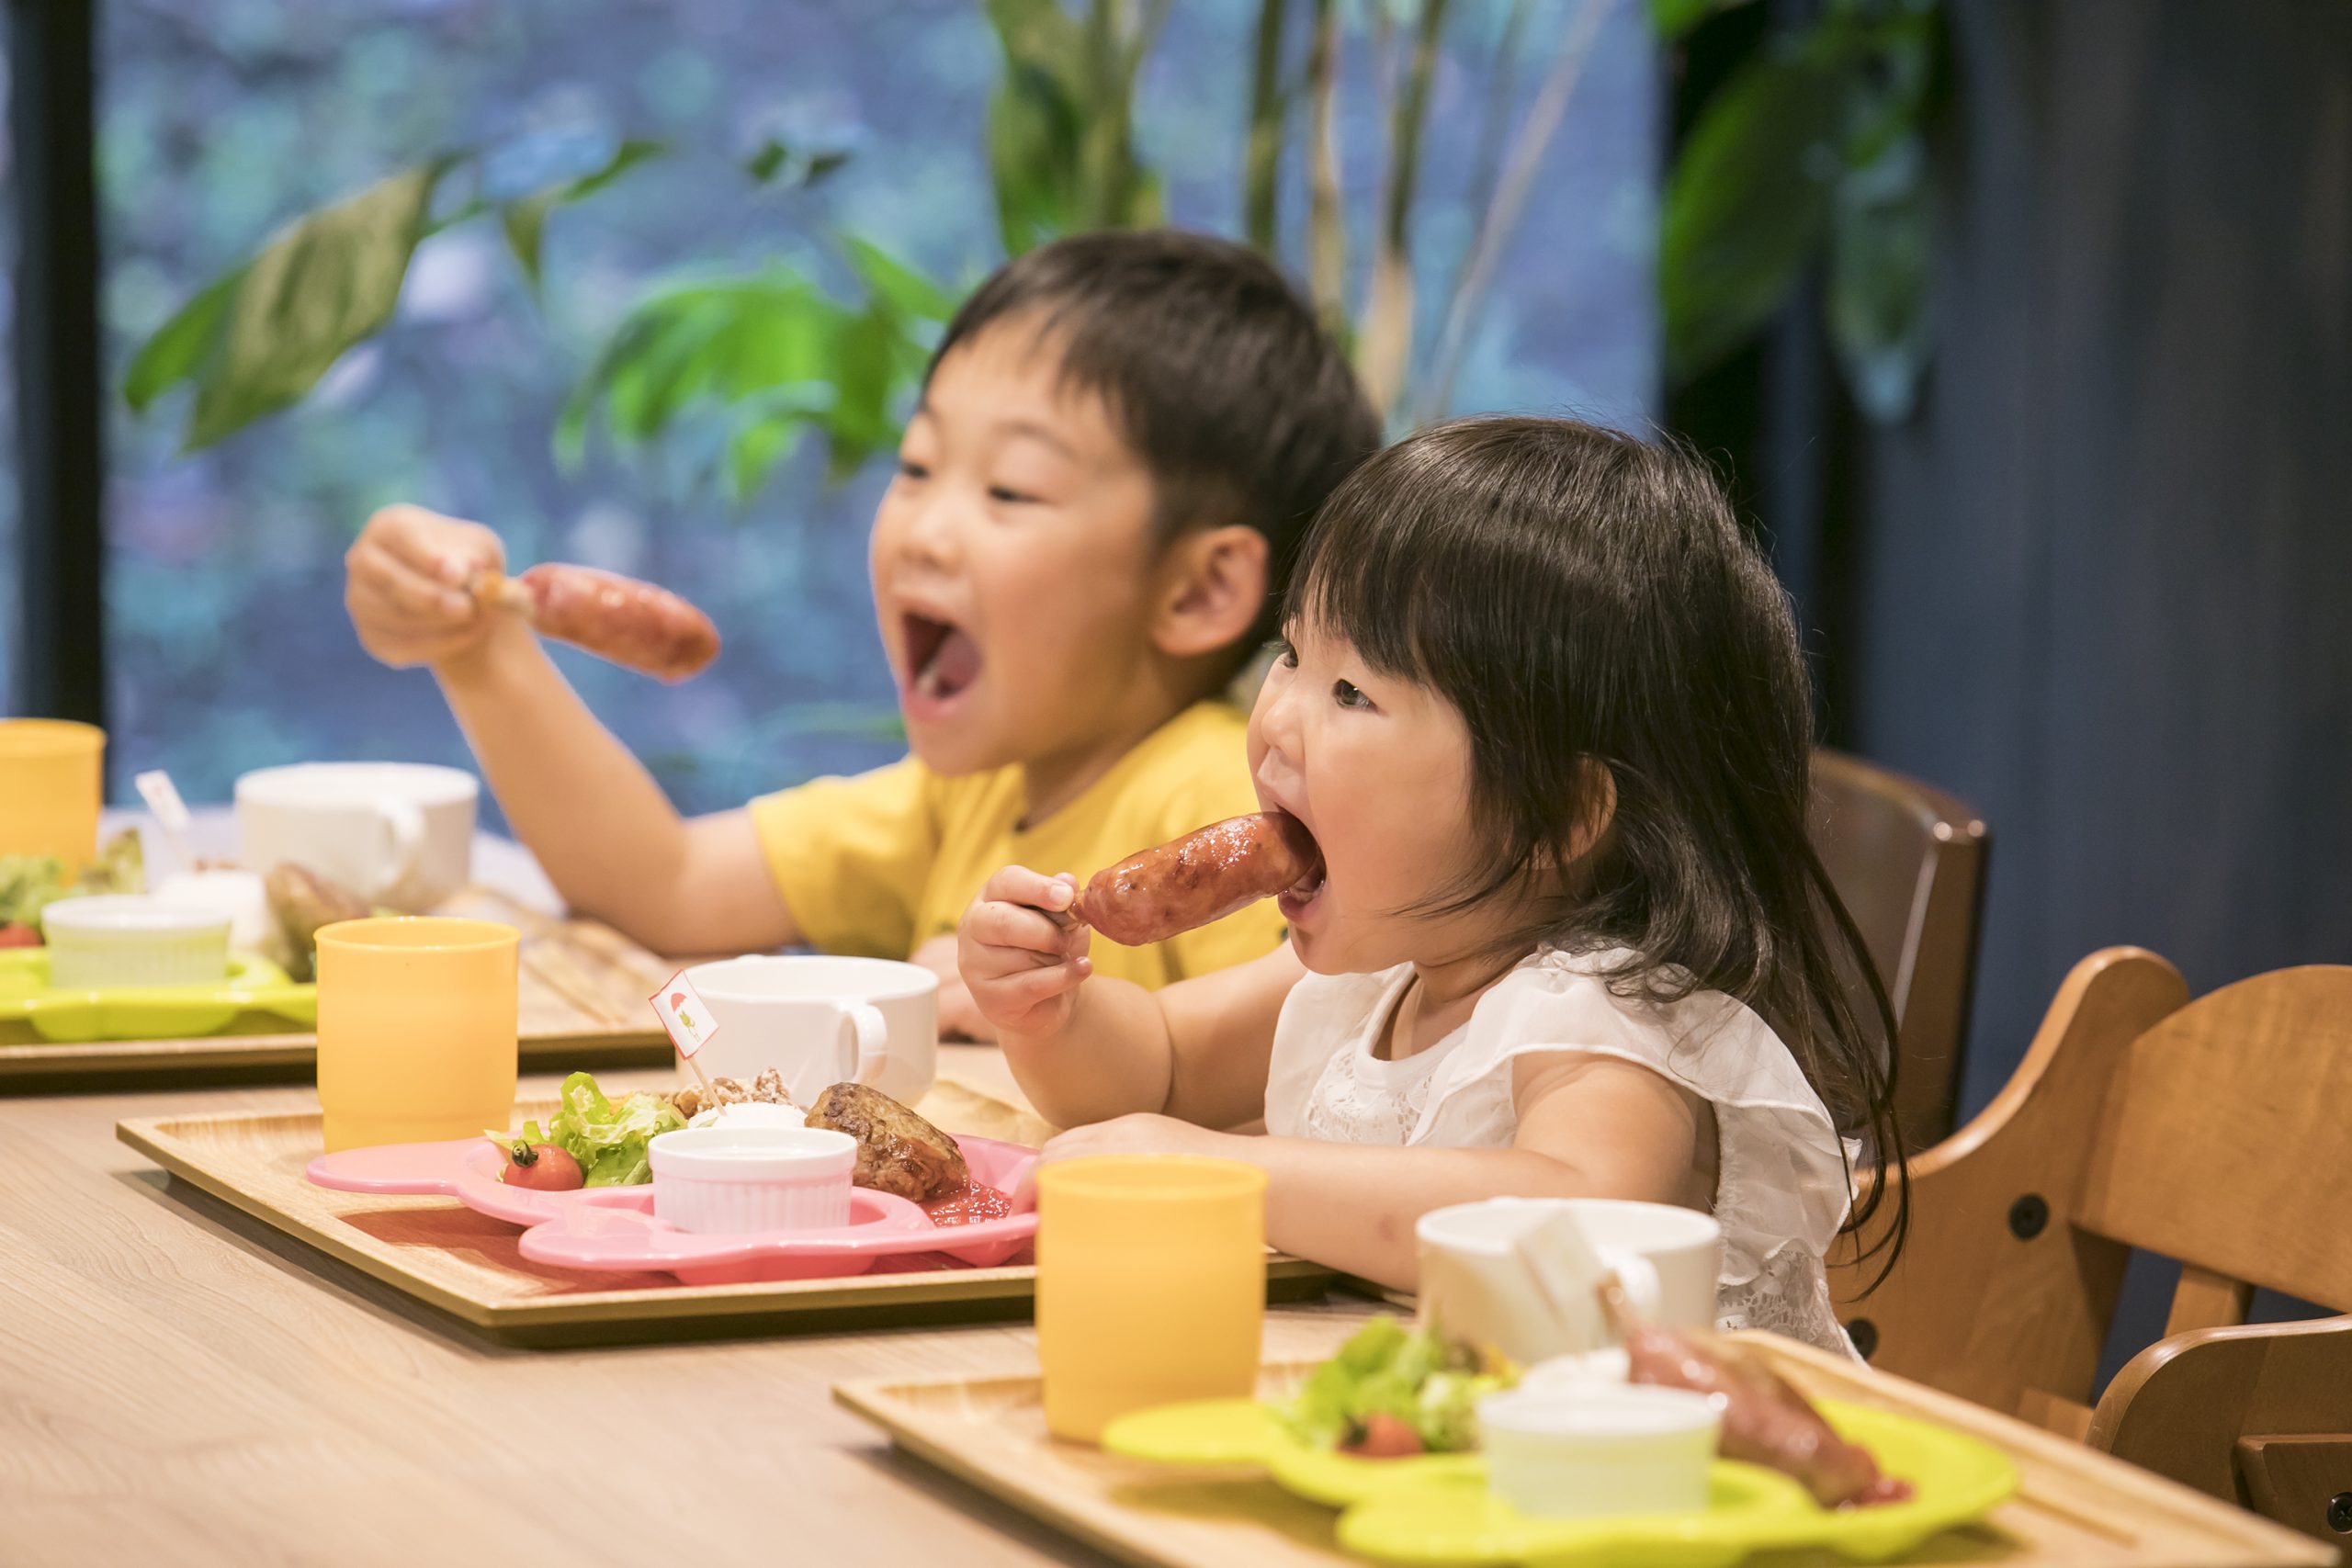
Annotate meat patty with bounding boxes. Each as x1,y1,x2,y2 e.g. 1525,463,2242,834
804,1082,969,1202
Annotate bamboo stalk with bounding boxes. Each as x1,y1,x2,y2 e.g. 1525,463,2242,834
1419,0,1616,423
1305,0,1348,335
1358,0,1453,416
1244,0,1291,252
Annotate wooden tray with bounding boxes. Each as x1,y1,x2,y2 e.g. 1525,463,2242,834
0,887,670,1090
118,1079,1335,1348
834,1333,2339,1568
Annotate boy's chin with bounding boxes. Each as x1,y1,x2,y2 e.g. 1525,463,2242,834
899,711,1014,778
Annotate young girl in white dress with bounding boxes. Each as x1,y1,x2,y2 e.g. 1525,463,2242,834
957,416,1905,1354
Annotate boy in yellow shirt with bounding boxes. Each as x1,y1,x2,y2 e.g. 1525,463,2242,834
344,230,1380,1034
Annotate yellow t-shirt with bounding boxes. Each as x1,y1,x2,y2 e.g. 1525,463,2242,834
748,701,1285,989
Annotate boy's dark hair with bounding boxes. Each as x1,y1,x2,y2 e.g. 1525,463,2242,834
931,230,1381,658
1288,415,1908,1280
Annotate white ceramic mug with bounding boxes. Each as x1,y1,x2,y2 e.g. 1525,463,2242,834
235,763,479,910
1415,1197,1723,1364
682,955,938,1109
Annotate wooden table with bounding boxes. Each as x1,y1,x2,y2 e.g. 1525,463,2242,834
2,1049,2331,1567
0,1051,1294,1565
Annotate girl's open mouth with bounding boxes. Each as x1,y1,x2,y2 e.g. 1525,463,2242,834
1276,844,1328,924
902,613,982,712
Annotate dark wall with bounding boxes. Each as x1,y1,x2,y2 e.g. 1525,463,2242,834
1850,0,2352,1117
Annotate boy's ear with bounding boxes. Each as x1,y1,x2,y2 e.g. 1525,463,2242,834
1150,525,1271,660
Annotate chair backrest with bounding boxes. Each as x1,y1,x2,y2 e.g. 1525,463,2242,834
2075,966,2352,1313
1806,749,1990,1147
1834,956,2352,1537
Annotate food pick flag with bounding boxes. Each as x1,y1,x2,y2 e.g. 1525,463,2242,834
649,969,718,1059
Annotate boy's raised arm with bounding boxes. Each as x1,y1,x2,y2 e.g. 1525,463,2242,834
347,505,800,955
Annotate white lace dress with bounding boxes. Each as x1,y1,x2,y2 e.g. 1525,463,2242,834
1262,946,1859,1357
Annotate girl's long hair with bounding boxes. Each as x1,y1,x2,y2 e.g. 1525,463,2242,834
1289,416,1906,1277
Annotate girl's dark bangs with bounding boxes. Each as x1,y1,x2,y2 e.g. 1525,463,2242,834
1291,493,1442,682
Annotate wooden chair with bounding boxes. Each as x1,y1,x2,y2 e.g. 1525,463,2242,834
1807,749,1990,1147
1832,949,2352,1542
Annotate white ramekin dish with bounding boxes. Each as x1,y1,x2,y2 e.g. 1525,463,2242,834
40,896,233,990
649,1125,856,1235
1477,1383,1722,1519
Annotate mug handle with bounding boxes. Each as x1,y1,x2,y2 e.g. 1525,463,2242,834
834,1002,889,1088
1600,1250,1664,1335
368,797,428,903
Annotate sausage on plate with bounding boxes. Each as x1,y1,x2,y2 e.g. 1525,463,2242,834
478,564,720,682
1603,1284,1913,1507
1075,812,1319,947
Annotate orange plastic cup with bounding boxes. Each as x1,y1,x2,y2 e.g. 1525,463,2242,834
315,917,518,1152
0,719,105,871
1035,1155,1268,1441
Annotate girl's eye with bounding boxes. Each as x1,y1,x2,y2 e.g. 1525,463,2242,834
988,484,1040,505
1332,679,1374,711
896,458,930,481
1272,637,1298,669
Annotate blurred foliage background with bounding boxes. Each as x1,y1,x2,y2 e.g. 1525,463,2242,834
95,0,1661,818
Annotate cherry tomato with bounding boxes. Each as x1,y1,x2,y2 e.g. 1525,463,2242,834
492,1138,584,1190
1340,1412,1426,1459
0,924,40,948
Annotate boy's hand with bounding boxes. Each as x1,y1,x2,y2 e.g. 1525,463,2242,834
345,504,507,670
958,866,1092,1039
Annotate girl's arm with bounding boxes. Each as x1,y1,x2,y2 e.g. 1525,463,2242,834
959,866,1302,1129
1044,1052,1709,1289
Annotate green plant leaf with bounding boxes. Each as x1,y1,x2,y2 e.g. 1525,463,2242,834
1826,133,1932,423
742,137,853,188
1649,0,1758,40
499,138,666,293
562,261,934,497
1659,50,1845,388
985,0,1089,254
840,235,956,324
181,159,452,450
122,266,243,412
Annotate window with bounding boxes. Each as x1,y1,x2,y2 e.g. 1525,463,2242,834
93,1,1657,817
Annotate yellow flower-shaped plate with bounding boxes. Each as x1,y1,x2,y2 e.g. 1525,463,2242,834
1101,1396,2018,1567
0,950,316,1042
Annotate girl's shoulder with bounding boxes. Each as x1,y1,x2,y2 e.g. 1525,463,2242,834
1467,946,1823,1116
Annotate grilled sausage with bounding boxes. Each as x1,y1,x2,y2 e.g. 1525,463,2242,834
1603,1285,1911,1507
1075,812,1319,947
479,564,720,682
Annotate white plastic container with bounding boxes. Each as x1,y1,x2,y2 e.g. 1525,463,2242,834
150,869,275,955
649,1124,856,1235
1477,1384,1721,1520
40,896,232,990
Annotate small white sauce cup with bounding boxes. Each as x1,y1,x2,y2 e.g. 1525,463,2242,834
1478,1383,1722,1520
649,1124,856,1235
40,896,232,989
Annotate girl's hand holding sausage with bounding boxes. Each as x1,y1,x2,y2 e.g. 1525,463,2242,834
957,866,1094,1039
345,504,508,670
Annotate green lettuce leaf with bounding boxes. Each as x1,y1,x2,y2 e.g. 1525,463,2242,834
522,1071,686,1186
1280,1316,1516,1455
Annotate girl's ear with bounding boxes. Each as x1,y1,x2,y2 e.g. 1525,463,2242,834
1566,760,1619,864
1150,525,1270,660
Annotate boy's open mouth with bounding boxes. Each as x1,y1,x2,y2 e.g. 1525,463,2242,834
903,613,982,705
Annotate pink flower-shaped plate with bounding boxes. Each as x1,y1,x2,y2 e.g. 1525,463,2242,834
308,1134,1038,1283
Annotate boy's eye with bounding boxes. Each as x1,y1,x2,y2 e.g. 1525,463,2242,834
896,458,931,481
1332,679,1374,711
1272,637,1297,669
988,484,1040,505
